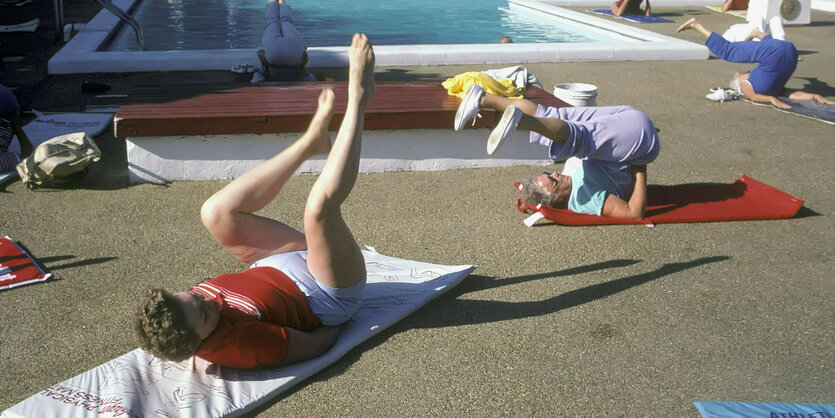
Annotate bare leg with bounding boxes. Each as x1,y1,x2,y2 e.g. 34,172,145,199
480,94,571,144
788,91,835,105
200,89,335,265
676,17,712,39
481,93,539,116
303,34,375,289
518,114,571,143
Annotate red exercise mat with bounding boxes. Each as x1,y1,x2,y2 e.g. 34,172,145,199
515,175,805,226
0,236,52,290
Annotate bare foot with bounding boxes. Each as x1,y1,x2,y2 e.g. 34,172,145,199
348,33,375,106
745,26,766,41
305,88,334,155
676,17,698,33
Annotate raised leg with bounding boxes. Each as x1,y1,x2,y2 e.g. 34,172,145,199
679,17,764,65
200,89,335,265
479,94,571,143
302,34,375,289
261,0,306,67
480,93,539,116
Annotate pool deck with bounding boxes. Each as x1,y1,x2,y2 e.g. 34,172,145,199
115,82,563,183
2,2,835,417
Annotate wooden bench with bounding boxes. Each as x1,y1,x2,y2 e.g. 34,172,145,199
114,81,567,183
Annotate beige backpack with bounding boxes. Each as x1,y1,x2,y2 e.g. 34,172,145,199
15,132,102,189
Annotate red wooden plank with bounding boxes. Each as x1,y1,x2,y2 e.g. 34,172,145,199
115,81,567,137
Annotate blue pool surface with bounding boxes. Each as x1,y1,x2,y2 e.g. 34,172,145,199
109,0,625,51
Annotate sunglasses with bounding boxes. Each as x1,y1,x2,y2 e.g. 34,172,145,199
543,172,559,184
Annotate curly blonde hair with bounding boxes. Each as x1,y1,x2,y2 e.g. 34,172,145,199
133,288,202,362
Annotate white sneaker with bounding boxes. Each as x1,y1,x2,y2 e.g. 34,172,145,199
487,105,522,155
706,88,725,102
705,88,741,102
454,84,485,131
251,70,266,83
249,70,267,83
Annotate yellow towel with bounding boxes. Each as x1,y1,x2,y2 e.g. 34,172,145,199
442,72,525,99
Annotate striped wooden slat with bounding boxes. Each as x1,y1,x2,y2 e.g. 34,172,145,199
114,82,566,137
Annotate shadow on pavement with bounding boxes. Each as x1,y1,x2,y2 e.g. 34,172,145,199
249,255,730,414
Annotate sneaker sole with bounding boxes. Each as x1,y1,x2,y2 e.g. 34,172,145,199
454,85,480,132
487,105,520,155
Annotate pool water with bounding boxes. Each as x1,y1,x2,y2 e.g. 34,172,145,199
109,0,624,51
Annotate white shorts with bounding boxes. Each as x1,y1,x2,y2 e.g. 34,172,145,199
250,250,366,326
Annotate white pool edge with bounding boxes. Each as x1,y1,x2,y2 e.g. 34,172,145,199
49,0,712,74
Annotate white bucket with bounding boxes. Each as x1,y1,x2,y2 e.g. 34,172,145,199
553,83,598,107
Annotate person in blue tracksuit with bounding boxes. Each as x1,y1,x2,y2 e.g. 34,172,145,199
676,17,834,109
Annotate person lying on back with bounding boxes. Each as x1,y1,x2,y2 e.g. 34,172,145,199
454,84,659,220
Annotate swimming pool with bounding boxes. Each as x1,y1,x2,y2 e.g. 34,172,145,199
48,0,709,74
108,0,625,51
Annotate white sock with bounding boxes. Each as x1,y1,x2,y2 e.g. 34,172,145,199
769,16,786,40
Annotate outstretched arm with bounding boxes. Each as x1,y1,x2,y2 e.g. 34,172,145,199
601,165,647,220
739,81,791,109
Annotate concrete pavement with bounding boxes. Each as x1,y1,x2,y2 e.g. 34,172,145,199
1,5,833,416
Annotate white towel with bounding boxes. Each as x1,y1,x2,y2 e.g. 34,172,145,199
482,66,544,90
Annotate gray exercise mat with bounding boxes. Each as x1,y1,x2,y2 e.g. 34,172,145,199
778,97,835,124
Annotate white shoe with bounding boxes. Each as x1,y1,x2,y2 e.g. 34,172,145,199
706,88,742,102
454,84,485,131
251,70,266,83
487,105,522,155
706,88,725,102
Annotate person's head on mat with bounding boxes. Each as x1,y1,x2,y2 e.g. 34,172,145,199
521,171,572,209
132,33,377,369
134,288,213,361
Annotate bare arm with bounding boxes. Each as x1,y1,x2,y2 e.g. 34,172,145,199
602,166,647,220
611,0,628,16
283,326,340,365
740,81,791,109
721,0,733,12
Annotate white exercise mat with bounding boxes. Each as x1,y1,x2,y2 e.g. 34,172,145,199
2,249,475,418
